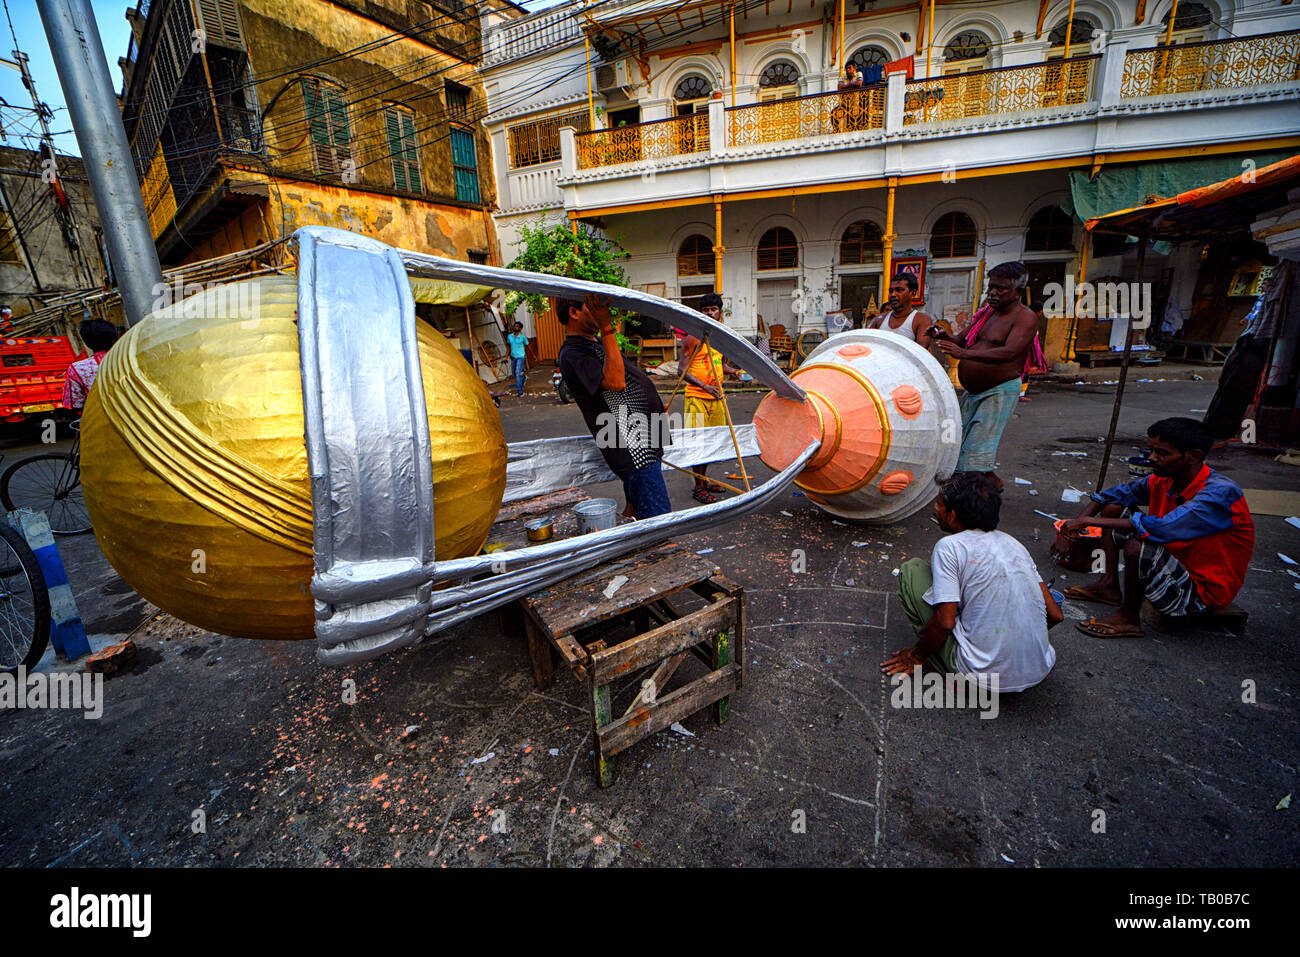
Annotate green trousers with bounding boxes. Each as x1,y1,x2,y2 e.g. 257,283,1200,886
897,557,960,673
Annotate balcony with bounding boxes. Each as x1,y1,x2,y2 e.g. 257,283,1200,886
902,56,1098,125
1121,28,1300,98
729,86,885,147
576,112,709,169
550,32,1299,214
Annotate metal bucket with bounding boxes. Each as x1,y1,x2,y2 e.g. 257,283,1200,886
574,498,618,534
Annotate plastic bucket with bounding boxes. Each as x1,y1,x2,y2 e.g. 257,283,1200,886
574,498,618,534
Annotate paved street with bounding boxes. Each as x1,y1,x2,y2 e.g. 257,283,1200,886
1,376,1296,867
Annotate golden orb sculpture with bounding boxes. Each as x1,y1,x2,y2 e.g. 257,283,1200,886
80,276,507,641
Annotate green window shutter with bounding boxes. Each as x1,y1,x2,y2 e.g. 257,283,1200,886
402,111,422,192
326,89,351,146
385,110,407,191
450,128,479,204
302,79,329,146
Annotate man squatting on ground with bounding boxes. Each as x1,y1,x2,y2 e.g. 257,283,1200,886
677,292,741,504
1059,417,1255,638
881,472,1063,693
867,271,933,348
929,261,1039,490
556,293,672,520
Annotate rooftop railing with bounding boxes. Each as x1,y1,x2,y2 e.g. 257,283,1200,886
1121,28,1300,97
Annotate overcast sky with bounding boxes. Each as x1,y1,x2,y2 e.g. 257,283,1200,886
0,0,573,158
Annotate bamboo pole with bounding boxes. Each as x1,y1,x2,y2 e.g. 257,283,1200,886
713,197,724,295
1064,0,1077,55
704,333,752,492
730,3,737,109
1164,0,1181,45
838,0,846,71
926,0,936,78
584,32,596,128
1095,232,1148,491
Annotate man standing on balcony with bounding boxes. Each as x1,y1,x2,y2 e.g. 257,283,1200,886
838,62,864,90
868,272,934,348
930,260,1039,491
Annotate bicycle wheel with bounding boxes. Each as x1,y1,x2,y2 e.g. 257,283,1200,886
0,520,50,673
0,453,92,535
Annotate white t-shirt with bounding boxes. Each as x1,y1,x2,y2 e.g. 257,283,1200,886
923,529,1055,692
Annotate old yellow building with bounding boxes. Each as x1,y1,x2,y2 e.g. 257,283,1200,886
120,0,524,265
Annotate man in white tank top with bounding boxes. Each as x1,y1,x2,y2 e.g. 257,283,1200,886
868,272,934,348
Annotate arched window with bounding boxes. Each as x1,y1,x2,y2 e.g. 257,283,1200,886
930,212,977,258
674,74,713,104
849,45,890,82
1048,16,1099,57
759,60,801,101
677,234,716,276
839,220,883,265
1162,2,1214,34
943,30,991,72
757,227,798,270
1024,206,1074,251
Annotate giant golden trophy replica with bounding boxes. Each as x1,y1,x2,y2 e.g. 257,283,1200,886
80,227,957,665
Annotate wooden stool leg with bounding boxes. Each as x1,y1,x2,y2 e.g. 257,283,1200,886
592,682,615,788
524,616,555,691
712,629,731,725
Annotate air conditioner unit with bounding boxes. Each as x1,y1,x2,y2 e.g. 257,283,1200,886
595,59,636,94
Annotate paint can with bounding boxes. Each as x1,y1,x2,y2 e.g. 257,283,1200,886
574,498,618,534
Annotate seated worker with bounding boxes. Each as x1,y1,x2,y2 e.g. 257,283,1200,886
678,292,741,504
557,293,671,520
881,472,1063,692
1060,417,1255,638
62,318,120,412
867,272,933,348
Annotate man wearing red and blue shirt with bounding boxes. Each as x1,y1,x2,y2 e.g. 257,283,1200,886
1059,417,1254,637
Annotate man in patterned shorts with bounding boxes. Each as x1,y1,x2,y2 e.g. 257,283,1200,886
1058,417,1255,637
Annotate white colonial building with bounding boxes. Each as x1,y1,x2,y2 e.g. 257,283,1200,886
480,0,1300,362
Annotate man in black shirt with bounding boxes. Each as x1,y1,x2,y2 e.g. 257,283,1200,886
556,293,672,519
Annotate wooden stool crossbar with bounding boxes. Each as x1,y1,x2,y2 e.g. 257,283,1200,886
519,544,744,787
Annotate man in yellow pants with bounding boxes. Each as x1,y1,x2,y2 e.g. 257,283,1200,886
679,293,739,504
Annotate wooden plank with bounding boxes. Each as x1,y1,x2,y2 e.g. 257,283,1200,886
522,544,720,637
599,666,739,757
589,598,737,683
593,681,615,787
523,614,555,691
712,627,732,725
493,487,587,524
621,650,690,718
555,634,589,681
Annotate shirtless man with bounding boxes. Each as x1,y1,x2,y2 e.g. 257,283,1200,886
868,272,933,348
930,260,1038,490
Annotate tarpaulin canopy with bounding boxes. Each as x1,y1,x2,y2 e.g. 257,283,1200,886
1085,153,1300,240
1064,150,1297,228
408,277,494,306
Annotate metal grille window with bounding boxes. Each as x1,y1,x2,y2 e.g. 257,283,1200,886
301,78,353,178
850,45,890,74
450,127,480,203
759,61,801,89
757,227,798,270
445,81,470,118
1025,206,1074,251
385,106,422,193
930,212,978,258
1048,16,1098,54
677,234,715,276
944,31,991,62
507,108,590,168
673,75,713,100
839,220,883,265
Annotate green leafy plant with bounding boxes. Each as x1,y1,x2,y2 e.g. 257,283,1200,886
503,219,631,325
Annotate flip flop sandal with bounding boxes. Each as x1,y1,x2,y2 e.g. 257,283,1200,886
1075,618,1143,638
1064,585,1121,607
692,487,719,504
704,483,729,495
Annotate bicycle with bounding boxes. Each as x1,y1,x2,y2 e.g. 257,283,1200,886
0,517,50,673
0,421,92,536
